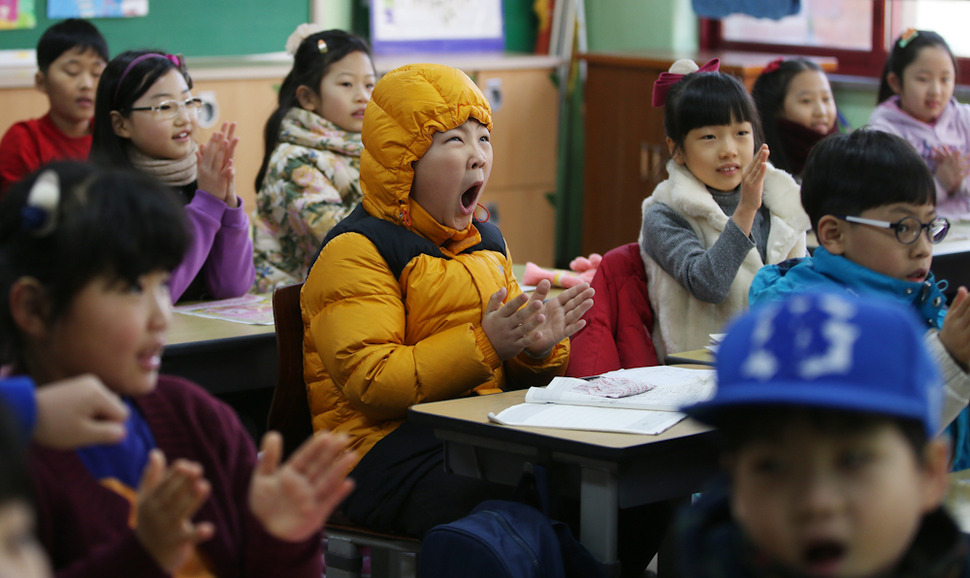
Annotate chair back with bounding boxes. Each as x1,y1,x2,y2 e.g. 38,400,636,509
267,282,314,458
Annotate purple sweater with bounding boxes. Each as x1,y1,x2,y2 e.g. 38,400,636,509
868,97,970,218
27,375,322,578
172,186,255,302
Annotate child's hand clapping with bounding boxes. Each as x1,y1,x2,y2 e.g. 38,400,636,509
248,431,356,543
931,145,970,194
941,286,970,370
482,280,594,360
523,280,595,358
197,122,239,207
136,450,214,574
733,144,769,236
740,144,769,211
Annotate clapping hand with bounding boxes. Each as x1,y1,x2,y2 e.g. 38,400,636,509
197,122,239,207
248,431,356,543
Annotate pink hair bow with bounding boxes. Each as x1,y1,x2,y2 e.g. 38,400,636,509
651,58,720,108
763,57,784,75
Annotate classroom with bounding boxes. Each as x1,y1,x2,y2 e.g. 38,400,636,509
1,1,970,577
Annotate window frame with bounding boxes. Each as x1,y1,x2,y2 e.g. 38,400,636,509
699,1,970,80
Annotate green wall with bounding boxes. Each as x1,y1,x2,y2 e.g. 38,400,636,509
0,0,309,57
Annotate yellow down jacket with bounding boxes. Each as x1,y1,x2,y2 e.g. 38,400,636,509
301,64,569,464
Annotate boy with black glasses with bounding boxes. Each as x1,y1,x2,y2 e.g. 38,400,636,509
750,128,970,470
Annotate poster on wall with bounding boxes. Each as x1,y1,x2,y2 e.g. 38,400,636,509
371,0,504,54
0,0,36,30
48,0,148,19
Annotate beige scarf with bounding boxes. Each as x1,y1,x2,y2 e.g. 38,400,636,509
127,140,199,187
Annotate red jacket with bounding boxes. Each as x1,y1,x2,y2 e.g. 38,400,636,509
566,243,659,377
0,113,92,193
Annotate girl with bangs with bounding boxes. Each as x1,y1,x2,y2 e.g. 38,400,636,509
639,59,810,356
1,162,355,577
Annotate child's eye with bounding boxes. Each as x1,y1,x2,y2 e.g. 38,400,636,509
479,134,490,143
838,448,873,471
366,82,375,90
340,81,353,87
750,455,786,477
737,130,750,137
155,103,175,113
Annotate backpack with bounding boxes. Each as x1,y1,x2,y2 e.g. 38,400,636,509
419,500,564,578
418,499,606,578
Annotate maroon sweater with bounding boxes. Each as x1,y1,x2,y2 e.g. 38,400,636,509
0,113,92,193
27,375,323,578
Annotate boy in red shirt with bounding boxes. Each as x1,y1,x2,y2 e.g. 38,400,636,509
0,19,107,192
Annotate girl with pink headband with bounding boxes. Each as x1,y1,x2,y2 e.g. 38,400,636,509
90,49,254,303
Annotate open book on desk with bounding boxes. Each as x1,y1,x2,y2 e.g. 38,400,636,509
488,366,715,435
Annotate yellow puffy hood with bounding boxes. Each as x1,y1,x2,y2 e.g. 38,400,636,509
360,63,493,227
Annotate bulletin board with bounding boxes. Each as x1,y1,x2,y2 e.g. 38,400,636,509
0,0,307,57
370,0,504,54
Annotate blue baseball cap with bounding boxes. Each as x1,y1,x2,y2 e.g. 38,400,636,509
683,292,942,435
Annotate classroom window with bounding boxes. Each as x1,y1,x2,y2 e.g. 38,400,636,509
700,0,970,80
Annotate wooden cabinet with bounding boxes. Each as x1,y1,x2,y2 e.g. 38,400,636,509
0,53,561,265
578,50,835,256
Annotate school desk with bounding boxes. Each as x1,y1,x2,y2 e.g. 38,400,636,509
408,389,720,576
662,348,715,367
163,310,277,439
932,222,970,303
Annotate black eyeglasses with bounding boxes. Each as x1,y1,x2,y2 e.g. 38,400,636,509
128,97,203,120
837,215,950,245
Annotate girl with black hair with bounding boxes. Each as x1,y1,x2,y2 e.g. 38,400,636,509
252,25,375,291
639,59,810,356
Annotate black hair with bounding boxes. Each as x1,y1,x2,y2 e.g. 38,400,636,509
89,49,194,170
752,59,827,175
717,405,929,462
800,130,935,233
664,71,764,153
0,161,189,366
0,403,32,507
255,29,374,192
878,30,958,104
36,18,108,73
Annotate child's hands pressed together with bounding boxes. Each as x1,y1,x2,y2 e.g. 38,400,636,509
931,145,970,194
248,431,356,543
523,280,595,358
941,286,970,369
136,449,214,574
740,144,769,210
734,144,770,235
197,122,240,207
482,280,594,361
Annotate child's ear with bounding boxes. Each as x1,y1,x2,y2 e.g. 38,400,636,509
816,215,846,254
887,72,903,96
110,111,131,139
666,137,685,165
919,438,950,512
9,277,52,338
34,71,48,94
295,85,317,112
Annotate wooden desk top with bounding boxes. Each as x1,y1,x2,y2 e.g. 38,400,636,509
168,311,275,348
409,389,714,458
664,349,715,367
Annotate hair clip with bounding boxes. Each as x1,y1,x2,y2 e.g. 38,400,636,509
285,23,327,55
652,58,720,108
899,28,919,49
317,39,329,54
762,57,784,75
21,170,59,237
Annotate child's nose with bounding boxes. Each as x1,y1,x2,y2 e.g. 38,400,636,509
469,147,487,169
149,287,172,330
795,474,843,521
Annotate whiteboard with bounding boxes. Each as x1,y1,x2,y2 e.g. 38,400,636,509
370,0,505,54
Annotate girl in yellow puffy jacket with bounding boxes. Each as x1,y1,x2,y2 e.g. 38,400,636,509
301,63,594,537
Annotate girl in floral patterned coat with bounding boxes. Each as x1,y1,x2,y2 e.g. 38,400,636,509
251,26,375,292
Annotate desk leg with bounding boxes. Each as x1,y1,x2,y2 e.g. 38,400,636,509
581,467,621,577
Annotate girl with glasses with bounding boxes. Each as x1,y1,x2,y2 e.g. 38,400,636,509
251,26,375,292
90,49,254,303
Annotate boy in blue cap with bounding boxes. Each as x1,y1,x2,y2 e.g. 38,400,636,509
678,292,963,577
